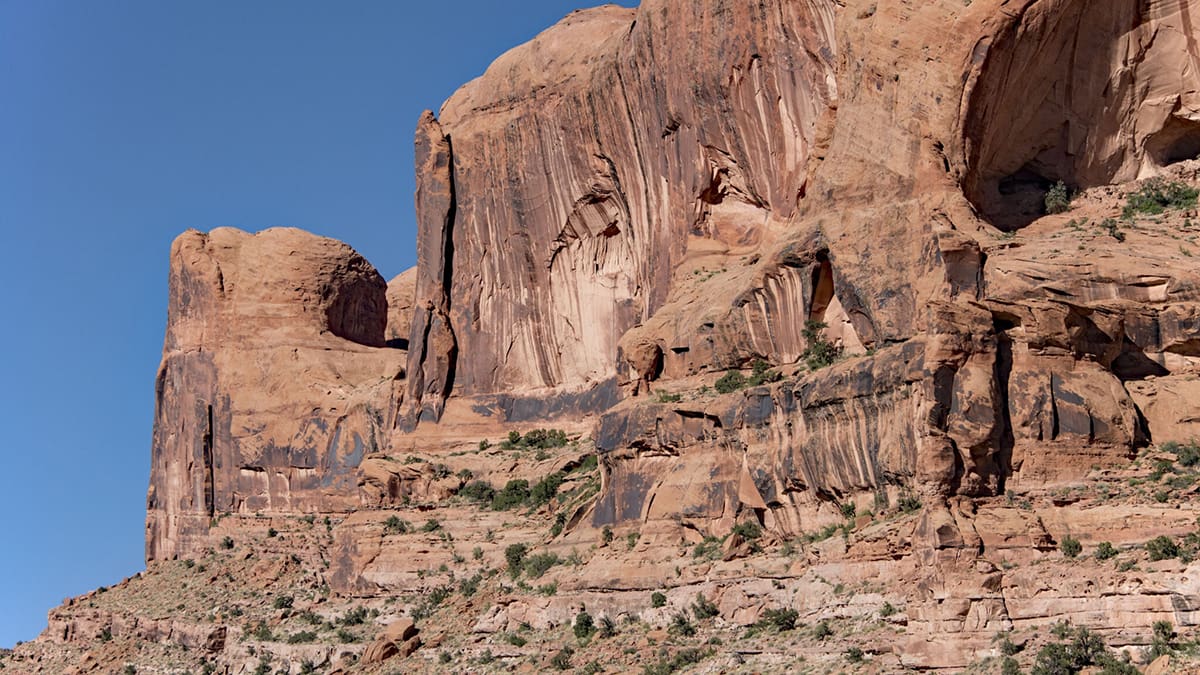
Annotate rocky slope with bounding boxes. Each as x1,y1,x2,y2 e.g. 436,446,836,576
6,0,1200,673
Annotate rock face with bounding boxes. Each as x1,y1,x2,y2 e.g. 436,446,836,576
384,268,416,348
143,0,1200,563
84,1,1200,673
146,227,406,561
963,0,1200,229
398,0,1200,496
403,2,837,404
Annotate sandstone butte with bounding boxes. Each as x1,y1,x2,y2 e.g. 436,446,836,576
6,1,1200,673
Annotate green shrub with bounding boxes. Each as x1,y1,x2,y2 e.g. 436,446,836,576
420,519,441,532
1146,536,1179,561
272,595,293,610
550,512,567,537
602,526,614,544
1059,536,1082,559
502,428,570,451
1167,441,1200,467
802,320,839,370
803,524,841,543
1045,181,1072,214
1150,620,1175,659
669,612,696,637
996,632,1021,656
756,607,798,631
529,472,564,506
505,543,528,576
712,361,782,393
492,479,530,510
1101,218,1125,242
286,631,316,644
1151,459,1176,481
879,602,897,617
412,584,453,620
714,370,748,394
460,480,496,504
748,359,783,386
458,572,482,597
503,632,527,647
641,648,710,675
1049,620,1073,639
252,621,273,641
840,502,857,520
845,646,865,663
691,593,719,620
651,591,667,608
731,521,762,540
598,615,617,638
523,552,559,578
383,515,409,534
813,620,833,640
1094,542,1117,561
655,390,682,403
551,646,574,670
220,536,234,550
528,428,569,449
573,611,595,639
1030,625,1134,675
897,493,922,514
340,606,368,625
1123,178,1199,218
692,535,725,560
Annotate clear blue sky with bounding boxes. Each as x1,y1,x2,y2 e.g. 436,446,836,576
0,0,635,647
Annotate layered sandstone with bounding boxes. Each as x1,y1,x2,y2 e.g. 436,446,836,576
12,1,1199,673
146,228,406,561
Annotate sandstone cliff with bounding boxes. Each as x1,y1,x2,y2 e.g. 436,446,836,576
146,228,406,561
7,1,1200,673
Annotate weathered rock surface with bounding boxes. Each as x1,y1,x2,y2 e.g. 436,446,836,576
384,268,416,348
399,0,1200,510
13,1,1200,674
404,1,837,404
146,227,406,561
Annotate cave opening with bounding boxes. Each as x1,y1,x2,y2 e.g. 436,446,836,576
991,165,1061,230
961,1,1194,232
1147,116,1200,167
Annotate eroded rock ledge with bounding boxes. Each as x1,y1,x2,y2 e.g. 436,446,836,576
31,0,1200,673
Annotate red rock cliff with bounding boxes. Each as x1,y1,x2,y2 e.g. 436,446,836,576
146,228,406,560
147,0,1200,564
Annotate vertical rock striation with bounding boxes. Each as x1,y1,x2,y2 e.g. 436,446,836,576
403,1,839,414
146,228,405,560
